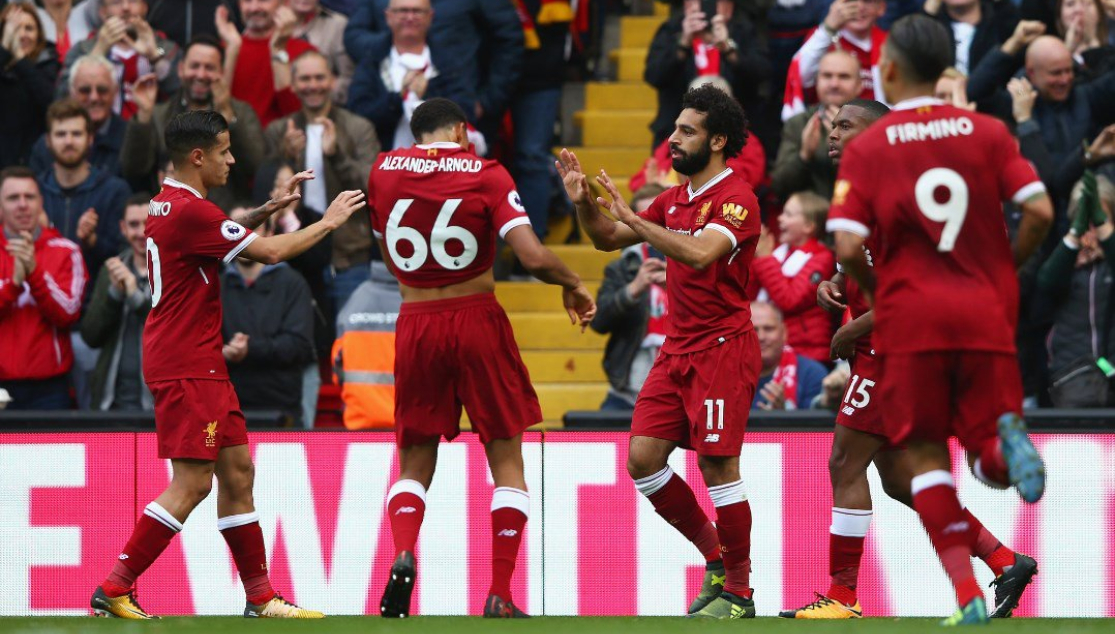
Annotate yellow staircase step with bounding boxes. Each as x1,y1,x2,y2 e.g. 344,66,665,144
586,81,657,111
610,48,648,82
575,109,655,147
496,280,602,312
654,2,670,17
620,16,665,49
547,245,619,281
553,146,649,178
534,382,609,419
510,312,608,350
522,351,606,383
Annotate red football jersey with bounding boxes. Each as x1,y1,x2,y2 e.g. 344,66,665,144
843,238,877,358
143,179,257,382
367,142,531,288
638,168,761,354
827,98,1045,355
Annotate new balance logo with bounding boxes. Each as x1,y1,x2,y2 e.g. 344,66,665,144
118,554,129,560
704,434,720,443
943,521,970,535
395,506,417,515
497,529,519,537
842,406,855,416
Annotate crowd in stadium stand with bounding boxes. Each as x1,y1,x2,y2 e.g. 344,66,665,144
0,0,1113,418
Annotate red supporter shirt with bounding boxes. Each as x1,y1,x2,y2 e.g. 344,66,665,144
367,142,532,288
827,98,1045,355
637,168,761,354
231,36,315,128
143,178,257,382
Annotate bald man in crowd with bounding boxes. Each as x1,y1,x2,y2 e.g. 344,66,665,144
968,23,1115,213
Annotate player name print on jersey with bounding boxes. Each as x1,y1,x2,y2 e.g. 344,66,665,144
885,116,975,145
378,155,484,174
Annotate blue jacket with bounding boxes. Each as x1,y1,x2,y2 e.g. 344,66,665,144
752,354,827,410
37,165,132,276
30,114,129,186
343,0,523,119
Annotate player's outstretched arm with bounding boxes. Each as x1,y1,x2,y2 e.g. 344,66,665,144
230,169,315,229
596,169,733,270
504,224,597,330
834,230,874,305
556,148,641,252
1013,192,1054,269
240,190,366,264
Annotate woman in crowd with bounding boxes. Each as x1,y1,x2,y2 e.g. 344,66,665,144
0,2,60,168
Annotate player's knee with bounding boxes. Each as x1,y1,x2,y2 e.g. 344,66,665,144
626,452,667,481
881,477,911,505
185,477,214,505
696,455,738,485
829,448,851,484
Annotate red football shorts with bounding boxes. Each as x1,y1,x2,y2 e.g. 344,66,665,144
880,351,1023,451
149,379,248,460
394,293,542,448
632,331,760,456
835,349,887,439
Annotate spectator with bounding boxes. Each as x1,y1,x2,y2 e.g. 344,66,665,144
37,98,130,277
1036,172,1115,405
629,75,767,193
507,0,573,240
120,34,265,208
782,0,887,121
217,0,316,128
812,362,852,411
58,0,180,120
290,0,356,104
343,0,524,143
751,301,827,410
264,50,378,309
36,0,97,60
1058,0,1115,79
147,0,234,49
346,0,476,149
922,0,1019,75
749,191,835,364
80,193,152,411
332,259,402,429
221,215,317,426
0,3,61,169
643,0,770,147
969,28,1115,215
933,66,977,108
0,167,87,410
772,49,861,200
590,184,670,411
29,55,130,185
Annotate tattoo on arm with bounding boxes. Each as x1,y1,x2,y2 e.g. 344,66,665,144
233,203,273,230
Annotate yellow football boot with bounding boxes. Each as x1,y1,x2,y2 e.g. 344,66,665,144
245,594,325,618
779,593,863,619
90,586,158,619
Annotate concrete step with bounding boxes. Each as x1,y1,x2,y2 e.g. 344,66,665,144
534,382,609,419
521,351,606,383
509,312,608,350
585,81,658,111
547,245,619,281
496,280,602,312
552,146,649,178
610,48,648,83
575,109,655,147
620,15,665,49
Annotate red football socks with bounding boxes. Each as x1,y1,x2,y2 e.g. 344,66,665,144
827,507,872,605
962,508,1015,575
103,503,182,596
912,471,982,607
387,479,427,556
219,513,274,606
635,468,721,562
490,487,529,602
709,480,752,598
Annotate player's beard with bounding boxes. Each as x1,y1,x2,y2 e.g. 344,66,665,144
671,140,712,176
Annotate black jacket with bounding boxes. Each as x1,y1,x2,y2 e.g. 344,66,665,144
590,247,650,394
0,46,60,169
644,14,770,147
925,0,1018,75
221,263,316,425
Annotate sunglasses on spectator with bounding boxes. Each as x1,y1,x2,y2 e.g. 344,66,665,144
76,85,113,95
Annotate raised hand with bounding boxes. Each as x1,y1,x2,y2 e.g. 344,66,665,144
555,148,592,206
758,380,787,410
318,117,337,157
800,111,823,163
132,73,158,119
323,190,367,230
563,284,597,332
824,0,862,32
1003,20,1045,55
215,5,241,48
282,119,307,160
76,208,99,249
594,169,637,224
271,6,297,51
1007,77,1037,123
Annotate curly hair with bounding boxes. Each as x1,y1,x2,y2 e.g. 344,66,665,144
679,83,749,159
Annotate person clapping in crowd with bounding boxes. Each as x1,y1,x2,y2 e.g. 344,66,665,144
0,2,60,169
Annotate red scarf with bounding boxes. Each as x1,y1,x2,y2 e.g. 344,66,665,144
771,345,800,409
